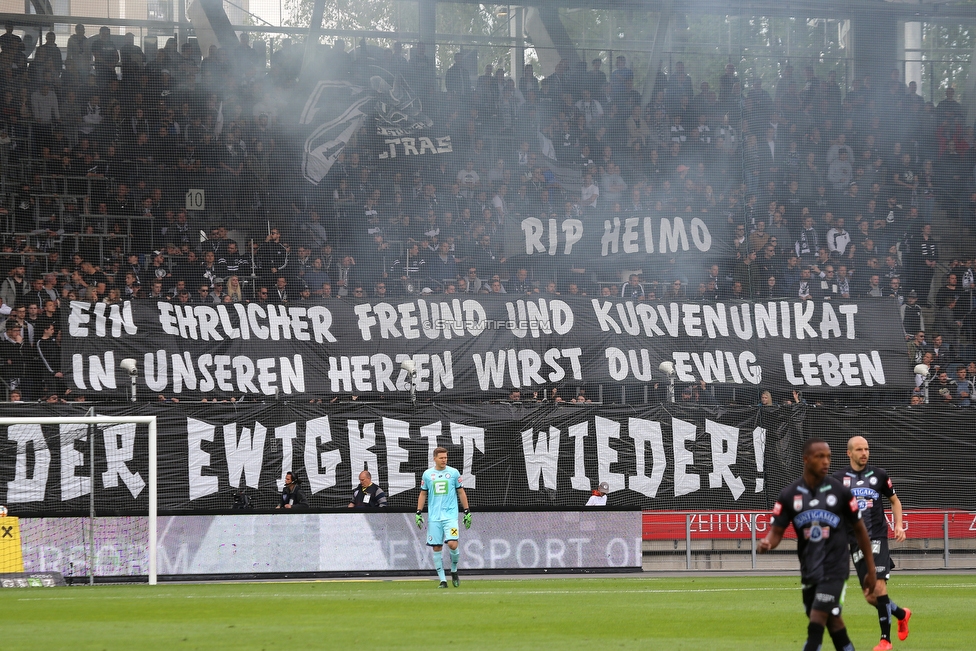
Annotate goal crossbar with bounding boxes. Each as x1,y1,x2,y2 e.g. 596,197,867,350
0,416,158,585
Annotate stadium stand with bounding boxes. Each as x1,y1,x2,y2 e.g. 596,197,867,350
0,24,974,407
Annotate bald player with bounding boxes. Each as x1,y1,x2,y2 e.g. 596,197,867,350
834,436,911,651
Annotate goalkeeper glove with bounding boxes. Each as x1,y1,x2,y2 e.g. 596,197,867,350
415,511,424,528
463,510,472,529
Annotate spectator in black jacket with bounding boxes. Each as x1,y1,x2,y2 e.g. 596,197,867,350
0,320,32,399
218,242,251,279
257,228,289,281
901,290,924,339
34,321,66,397
427,241,458,283
348,470,389,509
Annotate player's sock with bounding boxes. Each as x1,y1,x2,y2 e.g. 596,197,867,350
432,551,446,583
876,595,892,641
828,627,855,651
803,622,825,651
888,600,906,620
449,547,459,572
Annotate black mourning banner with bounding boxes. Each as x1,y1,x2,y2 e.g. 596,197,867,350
1,403,973,517
61,297,911,400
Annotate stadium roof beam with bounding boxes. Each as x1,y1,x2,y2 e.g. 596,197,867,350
0,13,564,47
5,0,976,35
195,0,238,51
27,0,53,15
413,0,976,22
639,3,671,107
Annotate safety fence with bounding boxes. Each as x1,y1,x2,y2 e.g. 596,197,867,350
641,509,976,571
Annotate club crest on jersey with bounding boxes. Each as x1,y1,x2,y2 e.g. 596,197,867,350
826,494,837,507
794,495,803,511
843,476,851,488
805,524,830,541
869,476,878,486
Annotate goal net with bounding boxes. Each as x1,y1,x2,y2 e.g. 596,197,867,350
0,416,158,585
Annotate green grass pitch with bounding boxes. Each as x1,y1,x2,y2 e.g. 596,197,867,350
3,574,973,650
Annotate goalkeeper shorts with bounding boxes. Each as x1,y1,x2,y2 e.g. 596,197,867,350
427,519,460,546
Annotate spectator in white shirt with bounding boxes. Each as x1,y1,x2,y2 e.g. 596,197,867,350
601,162,627,206
827,150,853,190
580,172,599,210
574,89,604,129
585,481,609,506
491,184,510,217
31,84,60,124
456,160,480,199
826,216,851,257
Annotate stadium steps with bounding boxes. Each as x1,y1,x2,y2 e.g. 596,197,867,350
915,208,975,319
931,208,976,263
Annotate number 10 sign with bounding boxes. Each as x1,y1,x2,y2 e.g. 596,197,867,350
185,189,205,211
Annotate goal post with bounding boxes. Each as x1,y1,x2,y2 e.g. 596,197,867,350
0,415,158,585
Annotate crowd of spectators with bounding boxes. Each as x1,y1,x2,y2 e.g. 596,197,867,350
1,23,975,405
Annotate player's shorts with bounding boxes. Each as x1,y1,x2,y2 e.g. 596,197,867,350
426,518,460,546
802,580,847,617
852,538,894,583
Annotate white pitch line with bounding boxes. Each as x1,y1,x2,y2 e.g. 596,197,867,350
12,587,794,601
11,582,976,603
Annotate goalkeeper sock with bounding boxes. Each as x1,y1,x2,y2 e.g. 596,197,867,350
450,548,459,572
432,551,446,583
888,599,906,620
828,626,855,651
803,622,825,651
876,595,892,641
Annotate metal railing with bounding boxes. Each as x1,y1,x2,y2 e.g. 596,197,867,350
642,510,976,571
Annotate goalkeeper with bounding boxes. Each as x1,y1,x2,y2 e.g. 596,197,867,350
416,446,471,588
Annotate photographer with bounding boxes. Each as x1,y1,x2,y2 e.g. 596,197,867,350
276,471,308,509
348,470,388,509
231,488,253,510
